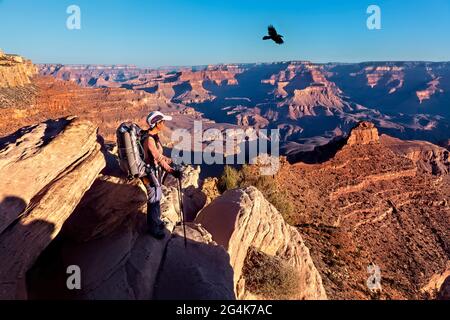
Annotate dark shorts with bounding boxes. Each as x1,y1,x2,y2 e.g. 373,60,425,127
145,180,162,204
143,167,162,204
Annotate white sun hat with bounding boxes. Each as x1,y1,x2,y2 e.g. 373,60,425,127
146,111,173,128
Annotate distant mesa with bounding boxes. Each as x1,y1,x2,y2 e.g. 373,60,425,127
416,78,443,104
346,121,380,146
285,121,380,164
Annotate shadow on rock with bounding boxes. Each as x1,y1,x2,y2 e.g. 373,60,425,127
154,224,236,300
0,196,55,300
0,117,71,149
60,177,147,242
286,136,347,164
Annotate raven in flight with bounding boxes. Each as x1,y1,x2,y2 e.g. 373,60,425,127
263,25,284,44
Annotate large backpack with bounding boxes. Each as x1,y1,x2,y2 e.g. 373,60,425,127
116,122,149,179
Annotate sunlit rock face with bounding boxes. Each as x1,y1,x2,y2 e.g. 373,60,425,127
0,117,105,299
0,50,37,88
196,186,327,300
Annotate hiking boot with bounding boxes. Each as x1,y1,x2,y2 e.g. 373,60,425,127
149,229,165,240
158,220,168,229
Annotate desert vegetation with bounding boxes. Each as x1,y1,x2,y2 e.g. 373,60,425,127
242,247,300,299
218,165,295,224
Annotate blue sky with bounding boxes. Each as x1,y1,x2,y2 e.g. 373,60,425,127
0,0,449,67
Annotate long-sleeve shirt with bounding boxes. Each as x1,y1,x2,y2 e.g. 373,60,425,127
143,134,173,172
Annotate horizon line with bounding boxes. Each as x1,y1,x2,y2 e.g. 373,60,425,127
35,59,450,70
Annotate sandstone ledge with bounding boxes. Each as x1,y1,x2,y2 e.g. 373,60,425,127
196,186,327,300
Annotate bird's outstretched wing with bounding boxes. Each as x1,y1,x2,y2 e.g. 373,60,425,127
268,25,277,37
274,36,284,44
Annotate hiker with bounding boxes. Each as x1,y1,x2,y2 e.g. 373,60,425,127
142,111,182,239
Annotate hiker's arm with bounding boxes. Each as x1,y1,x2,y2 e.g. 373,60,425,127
147,137,174,173
161,154,173,165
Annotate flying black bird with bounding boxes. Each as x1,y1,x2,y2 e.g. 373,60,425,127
263,25,284,44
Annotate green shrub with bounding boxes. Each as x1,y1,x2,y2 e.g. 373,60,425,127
218,165,241,193
218,164,294,224
242,247,299,299
264,189,295,225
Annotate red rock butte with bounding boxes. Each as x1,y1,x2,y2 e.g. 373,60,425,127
346,121,380,146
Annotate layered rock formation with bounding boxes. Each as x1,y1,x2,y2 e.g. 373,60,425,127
0,117,105,299
0,75,175,140
38,64,153,88
0,74,236,149
0,50,38,109
382,135,449,175
39,63,243,105
277,122,450,299
2,54,244,161
264,63,350,119
362,65,405,92
38,60,450,152
328,62,450,118
196,187,327,300
0,50,37,88
346,121,380,146
416,78,443,103
282,86,347,119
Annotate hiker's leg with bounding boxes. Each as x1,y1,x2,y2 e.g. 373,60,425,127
147,201,161,232
145,182,163,233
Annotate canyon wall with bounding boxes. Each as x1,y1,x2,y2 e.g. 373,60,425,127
0,50,37,88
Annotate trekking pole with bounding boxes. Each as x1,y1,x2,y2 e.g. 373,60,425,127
178,177,187,248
